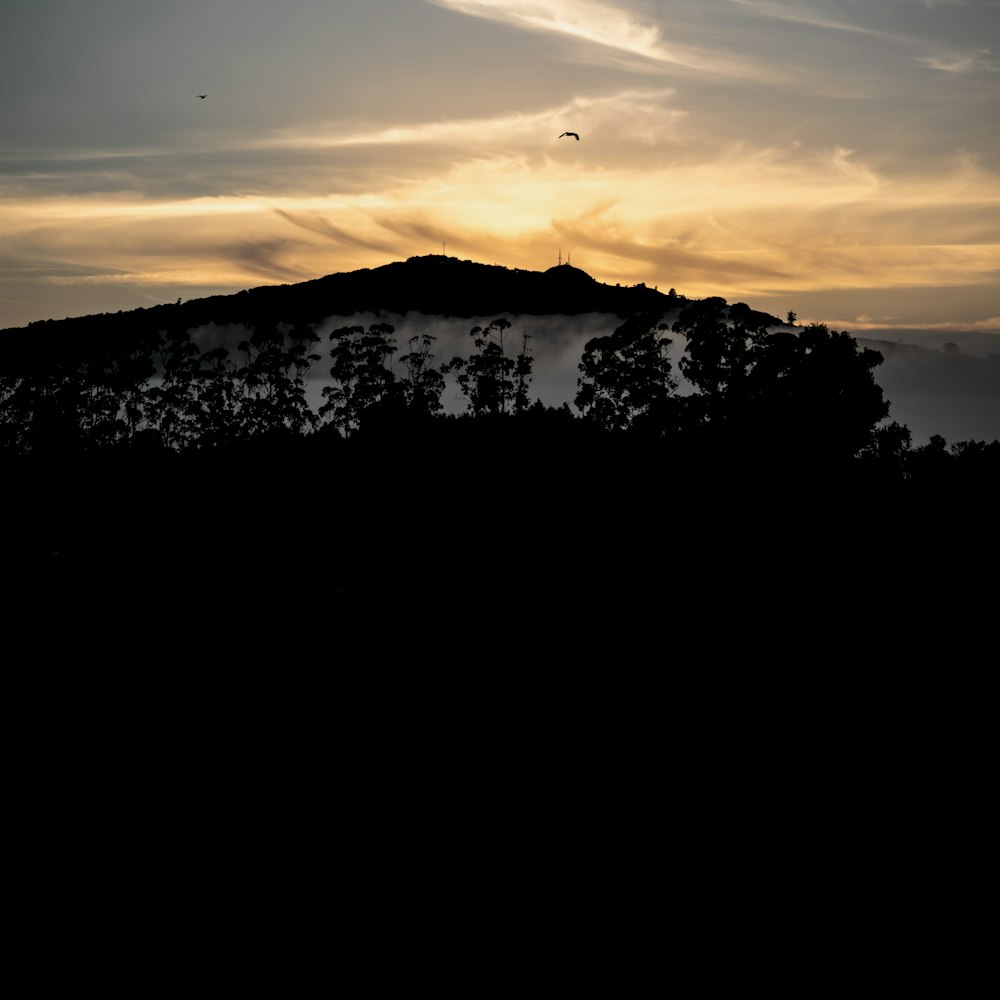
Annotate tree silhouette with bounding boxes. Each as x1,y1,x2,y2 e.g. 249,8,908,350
449,318,529,417
672,299,889,461
321,323,399,434
859,420,912,481
397,333,448,418
16,370,88,455
674,299,771,421
0,371,22,452
0,323,160,454
512,329,534,415
575,313,676,432
144,329,206,450
196,347,245,449
235,323,320,438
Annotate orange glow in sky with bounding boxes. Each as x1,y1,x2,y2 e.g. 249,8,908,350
1,0,997,335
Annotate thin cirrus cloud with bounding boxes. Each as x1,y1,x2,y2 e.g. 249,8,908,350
920,49,998,72
724,0,891,36
425,0,771,77
427,0,664,59
728,0,998,73
246,88,686,154
825,316,1000,333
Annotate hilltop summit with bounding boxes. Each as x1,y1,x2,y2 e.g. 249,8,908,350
1,256,678,352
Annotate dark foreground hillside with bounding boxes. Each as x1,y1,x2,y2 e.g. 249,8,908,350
4,413,996,640
3,289,996,643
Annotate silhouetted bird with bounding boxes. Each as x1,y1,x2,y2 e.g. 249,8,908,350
558,132,580,140
197,94,208,99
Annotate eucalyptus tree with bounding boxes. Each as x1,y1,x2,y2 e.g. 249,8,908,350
397,333,448,418
321,323,400,434
235,323,321,438
575,313,676,433
449,318,533,417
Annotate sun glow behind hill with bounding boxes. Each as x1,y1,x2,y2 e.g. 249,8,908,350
3,141,997,326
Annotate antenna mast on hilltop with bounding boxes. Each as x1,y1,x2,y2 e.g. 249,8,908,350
558,249,562,266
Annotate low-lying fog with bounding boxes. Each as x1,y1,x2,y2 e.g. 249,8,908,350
190,313,1000,446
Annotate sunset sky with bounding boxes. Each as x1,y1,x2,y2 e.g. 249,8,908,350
1,0,998,337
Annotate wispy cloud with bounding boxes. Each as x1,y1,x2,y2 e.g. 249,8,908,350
729,0,998,75
824,316,1000,333
430,0,663,59
4,136,996,312
832,146,883,187
725,0,889,37
275,209,404,256
246,89,686,153
919,49,998,72
426,0,774,77
893,1,970,8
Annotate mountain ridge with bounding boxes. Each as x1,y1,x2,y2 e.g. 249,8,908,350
0,256,686,348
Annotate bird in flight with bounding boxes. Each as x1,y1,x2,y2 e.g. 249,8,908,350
197,94,209,99
558,132,580,140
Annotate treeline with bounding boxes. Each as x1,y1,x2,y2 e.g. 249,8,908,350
2,296,996,484
5,295,998,618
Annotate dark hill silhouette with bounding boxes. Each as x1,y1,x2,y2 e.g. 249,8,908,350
0,257,689,368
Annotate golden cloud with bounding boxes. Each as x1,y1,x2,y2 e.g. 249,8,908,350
1,94,997,322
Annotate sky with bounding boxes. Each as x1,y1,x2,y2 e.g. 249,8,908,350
1,0,998,340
